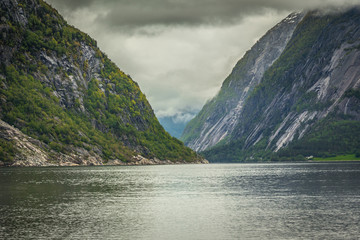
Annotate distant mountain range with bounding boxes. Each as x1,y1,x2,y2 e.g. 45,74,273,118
181,8,360,162
158,116,190,139
0,0,206,166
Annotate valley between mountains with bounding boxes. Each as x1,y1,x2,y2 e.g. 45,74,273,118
1,0,359,165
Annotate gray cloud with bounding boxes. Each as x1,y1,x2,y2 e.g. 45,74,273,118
47,0,360,29
45,0,360,119
46,0,97,10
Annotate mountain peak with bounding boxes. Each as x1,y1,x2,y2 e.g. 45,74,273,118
181,12,304,152
182,8,360,162
0,0,206,166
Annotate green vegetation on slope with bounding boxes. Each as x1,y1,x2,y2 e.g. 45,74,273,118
0,0,200,163
201,138,276,163
201,12,333,162
201,9,360,162
313,154,360,161
236,12,332,134
0,138,18,163
278,119,360,159
202,119,360,163
181,12,305,149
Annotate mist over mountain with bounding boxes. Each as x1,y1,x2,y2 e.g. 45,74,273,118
158,112,196,138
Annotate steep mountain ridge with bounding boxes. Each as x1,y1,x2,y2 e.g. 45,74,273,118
229,9,360,156
0,0,206,166
181,12,304,151
182,8,360,162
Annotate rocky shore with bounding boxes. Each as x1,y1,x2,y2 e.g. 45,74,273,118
0,120,208,167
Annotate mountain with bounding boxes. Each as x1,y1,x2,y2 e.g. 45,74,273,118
158,116,189,139
181,8,360,162
181,12,304,151
0,0,206,166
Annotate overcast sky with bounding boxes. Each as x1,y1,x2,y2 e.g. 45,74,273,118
46,0,360,122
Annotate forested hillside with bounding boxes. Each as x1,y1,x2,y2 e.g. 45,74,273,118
183,8,360,162
0,0,205,166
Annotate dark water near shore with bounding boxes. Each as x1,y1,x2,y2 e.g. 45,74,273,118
1,163,360,239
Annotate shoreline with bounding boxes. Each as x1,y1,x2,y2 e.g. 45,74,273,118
0,156,209,167
4,159,360,168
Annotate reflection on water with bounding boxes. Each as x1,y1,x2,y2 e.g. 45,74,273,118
1,163,360,239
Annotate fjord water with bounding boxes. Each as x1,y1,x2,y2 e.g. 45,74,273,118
1,163,359,239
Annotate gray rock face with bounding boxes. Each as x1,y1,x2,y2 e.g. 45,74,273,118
0,119,209,166
0,119,51,166
1,0,29,26
181,13,304,151
0,0,206,166
183,8,360,160
230,9,360,153
0,0,147,133
36,42,102,112
266,41,360,152
0,119,105,166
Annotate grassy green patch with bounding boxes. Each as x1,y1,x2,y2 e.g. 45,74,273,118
313,154,360,161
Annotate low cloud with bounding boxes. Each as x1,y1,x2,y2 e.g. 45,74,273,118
48,0,360,29
46,0,360,120
93,14,284,118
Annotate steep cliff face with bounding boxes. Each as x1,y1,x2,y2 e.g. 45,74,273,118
0,0,205,166
181,13,304,152
183,8,360,162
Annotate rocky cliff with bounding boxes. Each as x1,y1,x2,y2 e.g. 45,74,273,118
182,8,360,162
181,12,304,151
0,0,206,166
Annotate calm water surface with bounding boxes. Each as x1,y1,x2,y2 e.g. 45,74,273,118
1,163,360,239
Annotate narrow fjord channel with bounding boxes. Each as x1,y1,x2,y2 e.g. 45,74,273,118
1,163,359,239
